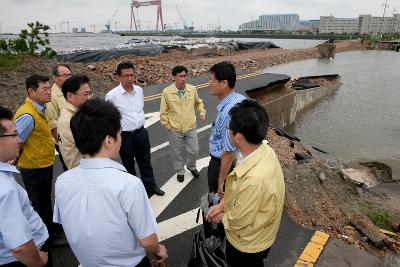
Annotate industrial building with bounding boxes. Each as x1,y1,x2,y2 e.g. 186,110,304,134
319,14,400,34
239,14,300,32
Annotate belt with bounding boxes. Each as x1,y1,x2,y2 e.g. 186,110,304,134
210,154,221,161
123,126,144,134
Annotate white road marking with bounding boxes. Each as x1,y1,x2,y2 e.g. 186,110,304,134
144,112,160,128
157,208,202,241
150,123,212,154
150,156,210,218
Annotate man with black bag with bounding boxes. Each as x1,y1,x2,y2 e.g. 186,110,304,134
206,100,285,267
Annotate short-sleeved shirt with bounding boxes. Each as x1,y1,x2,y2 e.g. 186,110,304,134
53,158,158,267
0,162,48,265
105,84,145,131
15,99,46,143
209,91,246,158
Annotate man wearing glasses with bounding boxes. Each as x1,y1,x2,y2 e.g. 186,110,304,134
105,61,164,197
46,64,72,172
0,105,50,267
57,75,93,169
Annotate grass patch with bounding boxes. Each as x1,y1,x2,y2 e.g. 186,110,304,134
360,203,395,228
0,54,23,71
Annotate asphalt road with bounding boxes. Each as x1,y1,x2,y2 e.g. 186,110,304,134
15,71,314,267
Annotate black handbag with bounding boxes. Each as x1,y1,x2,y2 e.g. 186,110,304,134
186,231,227,267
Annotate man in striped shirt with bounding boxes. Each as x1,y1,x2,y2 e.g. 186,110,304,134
208,61,246,197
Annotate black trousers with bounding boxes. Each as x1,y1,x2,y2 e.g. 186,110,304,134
20,166,55,237
226,240,270,267
0,241,53,267
55,144,68,172
207,156,221,193
120,127,157,192
136,256,151,267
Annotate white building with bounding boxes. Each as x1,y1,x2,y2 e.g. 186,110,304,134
239,14,300,32
299,20,320,32
319,14,400,34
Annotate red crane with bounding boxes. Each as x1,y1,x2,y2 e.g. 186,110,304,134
130,0,164,31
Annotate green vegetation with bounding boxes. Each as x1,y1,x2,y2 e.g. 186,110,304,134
363,33,400,49
0,21,57,71
0,54,23,71
360,203,395,228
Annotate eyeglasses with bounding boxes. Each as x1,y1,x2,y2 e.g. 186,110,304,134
57,73,72,78
75,91,93,97
0,133,19,138
120,74,134,78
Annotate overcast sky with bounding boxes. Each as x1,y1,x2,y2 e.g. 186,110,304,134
1,0,399,33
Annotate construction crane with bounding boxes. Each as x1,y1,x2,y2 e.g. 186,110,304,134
130,0,164,31
175,4,186,30
61,20,70,33
105,9,118,32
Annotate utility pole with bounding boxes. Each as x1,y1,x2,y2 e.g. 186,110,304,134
381,0,389,34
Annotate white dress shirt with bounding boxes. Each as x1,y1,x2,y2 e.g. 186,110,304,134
0,162,48,265
53,158,158,267
105,84,145,131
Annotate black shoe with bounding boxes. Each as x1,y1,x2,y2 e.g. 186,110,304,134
177,174,185,182
150,187,165,196
189,169,200,178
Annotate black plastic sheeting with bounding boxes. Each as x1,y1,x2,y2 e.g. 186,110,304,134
237,41,280,50
55,41,280,63
55,44,165,63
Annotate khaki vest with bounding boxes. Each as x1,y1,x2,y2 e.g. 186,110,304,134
14,97,55,169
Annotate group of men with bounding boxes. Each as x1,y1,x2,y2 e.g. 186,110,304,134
0,60,285,267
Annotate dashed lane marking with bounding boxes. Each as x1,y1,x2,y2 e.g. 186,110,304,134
149,156,210,218
143,71,264,102
157,208,202,241
150,123,212,154
294,230,330,267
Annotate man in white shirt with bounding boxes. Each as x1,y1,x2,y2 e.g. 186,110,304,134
53,98,168,267
0,105,49,267
105,61,164,196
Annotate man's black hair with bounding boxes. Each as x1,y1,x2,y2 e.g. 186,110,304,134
25,74,50,91
229,100,269,145
70,98,121,156
62,75,90,99
172,65,188,76
52,64,71,76
116,61,134,75
0,106,13,135
209,61,236,88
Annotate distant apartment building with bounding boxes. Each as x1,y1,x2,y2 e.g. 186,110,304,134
319,14,400,34
239,14,300,32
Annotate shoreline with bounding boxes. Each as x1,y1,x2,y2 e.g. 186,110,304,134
0,39,364,112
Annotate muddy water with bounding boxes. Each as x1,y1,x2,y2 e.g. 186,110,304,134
264,50,400,161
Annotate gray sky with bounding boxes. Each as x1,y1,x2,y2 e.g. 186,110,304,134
1,0,398,33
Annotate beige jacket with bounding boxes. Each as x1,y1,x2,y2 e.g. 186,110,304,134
46,83,67,130
159,83,206,133
57,102,81,169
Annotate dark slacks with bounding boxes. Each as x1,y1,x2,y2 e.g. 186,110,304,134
20,166,55,236
226,240,270,267
136,256,152,267
207,156,221,193
55,144,68,172
120,127,157,192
